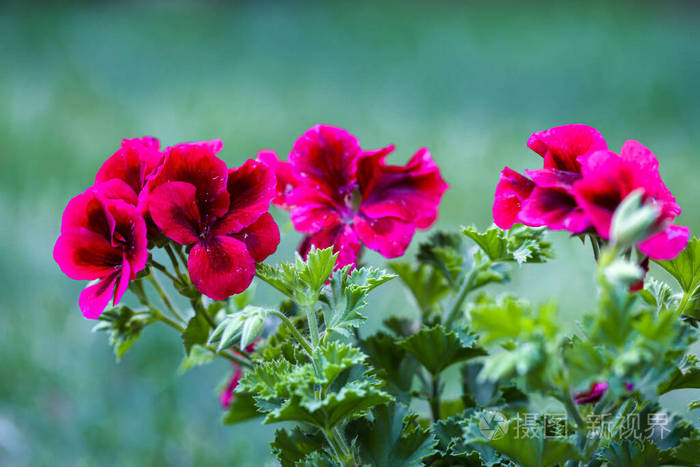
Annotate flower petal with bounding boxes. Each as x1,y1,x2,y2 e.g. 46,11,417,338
288,186,343,233
527,124,607,173
79,270,120,319
61,191,115,240
214,159,277,235
107,200,148,273
353,215,415,259
54,228,122,280
492,167,535,229
289,124,360,199
95,136,163,196
149,181,202,245
519,187,590,233
257,150,299,208
90,179,138,205
187,236,255,300
524,168,580,192
357,147,449,229
230,212,280,262
147,141,229,219
638,224,690,261
298,221,361,270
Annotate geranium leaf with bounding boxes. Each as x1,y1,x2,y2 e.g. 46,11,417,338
349,403,437,467
599,440,660,467
270,427,327,467
462,224,553,265
388,262,450,317
221,391,262,425
658,354,700,395
655,237,700,294
93,305,155,361
177,344,215,374
181,314,210,355
359,332,419,401
315,342,366,384
397,325,486,375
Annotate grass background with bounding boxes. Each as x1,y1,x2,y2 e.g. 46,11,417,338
1,1,699,465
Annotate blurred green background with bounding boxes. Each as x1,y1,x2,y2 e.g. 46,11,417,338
1,1,699,465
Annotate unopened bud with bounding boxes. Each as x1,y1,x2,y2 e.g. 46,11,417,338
604,259,644,288
610,189,660,247
240,315,265,349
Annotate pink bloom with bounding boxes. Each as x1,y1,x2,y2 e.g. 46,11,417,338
273,125,448,269
256,150,299,208
146,141,280,300
494,124,606,232
95,136,163,211
573,141,689,260
574,381,634,404
53,191,148,318
220,339,259,409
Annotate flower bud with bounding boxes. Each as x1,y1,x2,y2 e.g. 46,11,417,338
604,259,644,288
240,315,265,349
610,189,660,248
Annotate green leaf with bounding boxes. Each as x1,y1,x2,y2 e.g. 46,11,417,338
350,403,437,467
473,418,582,467
270,427,327,467
320,266,395,337
468,295,558,345
659,436,700,466
417,232,469,288
315,341,366,384
658,354,700,395
462,224,553,265
398,325,486,375
639,278,677,312
93,306,155,361
655,236,700,294
599,440,660,467
388,262,450,317
359,332,419,400
221,391,262,425
181,314,209,355
177,344,215,374
295,451,338,467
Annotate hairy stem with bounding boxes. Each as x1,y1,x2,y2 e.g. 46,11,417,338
429,374,441,422
443,266,478,328
271,310,313,355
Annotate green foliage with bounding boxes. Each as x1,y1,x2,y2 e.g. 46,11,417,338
388,262,450,318
655,236,700,318
598,440,660,467
462,224,553,265
181,314,209,355
255,247,338,306
472,418,582,467
349,403,438,467
177,344,215,374
397,325,486,375
359,332,419,401
657,354,700,394
221,392,261,425
468,295,558,345
270,427,327,467
93,306,155,361
320,265,395,337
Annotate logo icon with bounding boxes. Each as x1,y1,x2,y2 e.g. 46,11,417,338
478,410,509,440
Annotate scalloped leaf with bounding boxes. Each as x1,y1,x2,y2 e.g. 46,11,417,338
397,325,486,375
350,403,437,467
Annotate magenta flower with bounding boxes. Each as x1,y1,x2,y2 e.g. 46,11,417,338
53,191,148,318
146,141,280,300
574,381,634,405
256,150,299,209
271,125,448,269
493,124,606,232
573,141,689,260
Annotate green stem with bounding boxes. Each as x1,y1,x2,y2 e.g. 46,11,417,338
149,259,182,285
429,375,441,422
164,243,186,280
271,310,313,355
443,267,478,328
561,391,587,432
147,274,186,323
304,306,321,348
190,296,217,329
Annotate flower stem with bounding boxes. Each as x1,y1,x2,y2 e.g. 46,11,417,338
271,310,313,355
149,259,183,285
164,243,186,281
443,267,478,328
429,374,441,422
147,274,186,323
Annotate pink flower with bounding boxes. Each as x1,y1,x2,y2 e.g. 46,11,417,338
256,150,299,208
494,124,606,232
271,125,448,269
220,339,259,409
146,141,280,300
573,141,689,260
574,381,634,404
53,191,148,318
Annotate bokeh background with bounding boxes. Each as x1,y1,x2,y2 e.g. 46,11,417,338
1,1,699,465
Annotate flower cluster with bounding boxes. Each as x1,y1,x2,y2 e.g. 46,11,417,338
259,124,449,269
54,137,280,317
493,124,688,260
